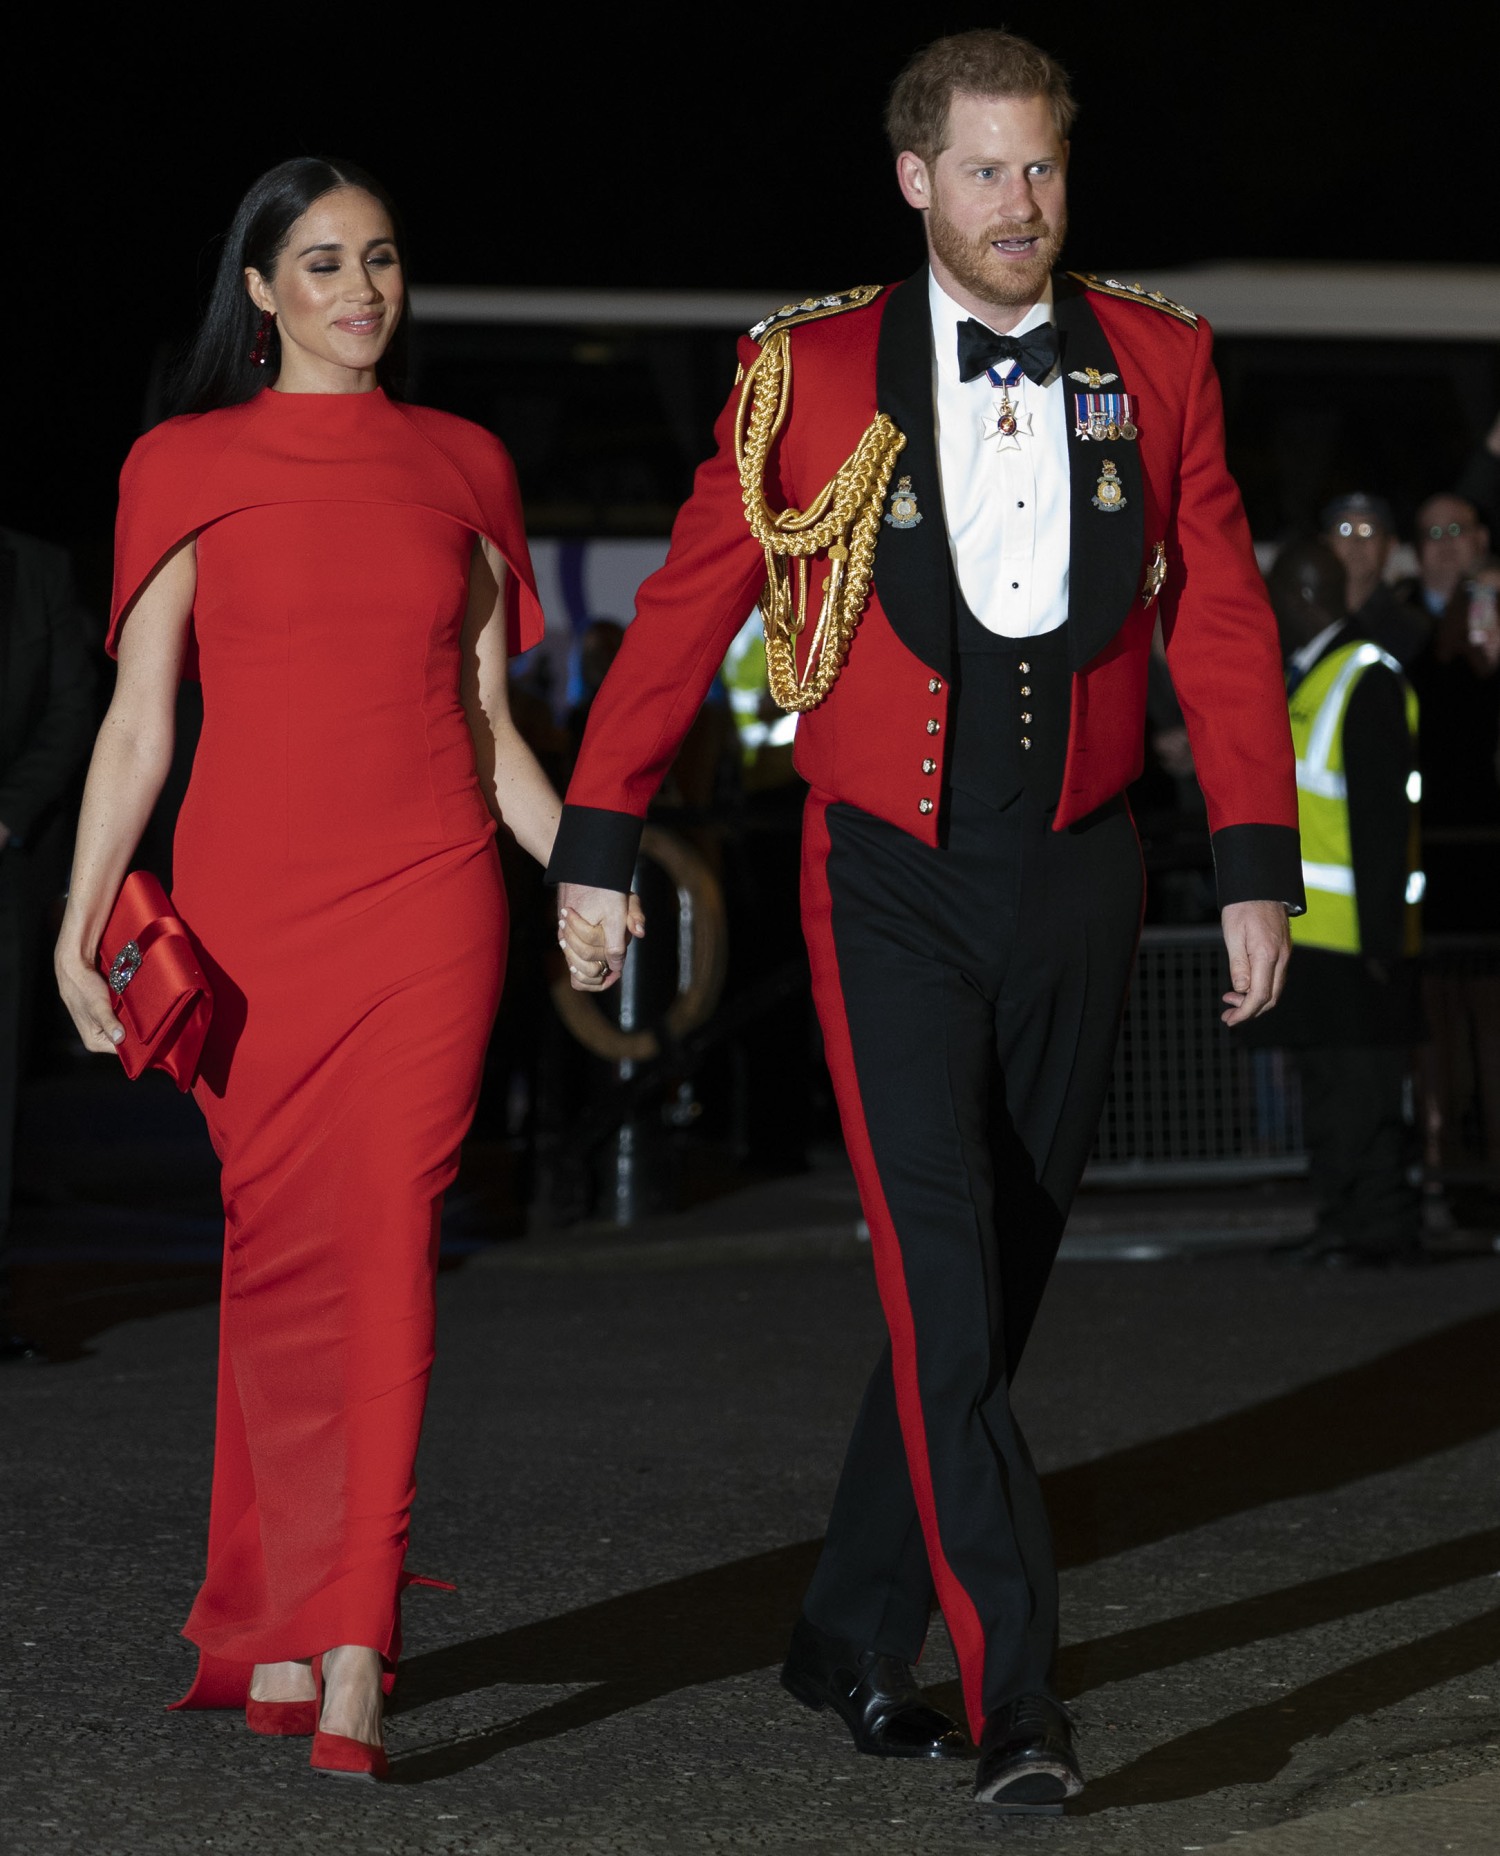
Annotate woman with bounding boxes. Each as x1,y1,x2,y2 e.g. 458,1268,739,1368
55,158,625,1779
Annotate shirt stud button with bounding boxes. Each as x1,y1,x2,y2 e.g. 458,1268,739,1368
922,757,936,774
928,677,942,693
919,797,934,815
1011,582,1020,590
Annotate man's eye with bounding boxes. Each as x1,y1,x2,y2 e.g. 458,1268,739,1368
974,167,995,181
1029,163,1056,178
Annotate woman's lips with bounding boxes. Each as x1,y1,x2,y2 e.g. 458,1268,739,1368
335,314,383,334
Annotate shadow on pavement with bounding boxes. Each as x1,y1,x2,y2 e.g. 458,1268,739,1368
390,1309,1500,1787
1075,1604,1500,1812
388,1541,823,1781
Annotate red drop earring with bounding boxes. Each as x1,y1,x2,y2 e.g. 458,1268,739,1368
250,310,275,367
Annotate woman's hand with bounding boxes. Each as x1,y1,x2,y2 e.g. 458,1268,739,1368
559,896,646,992
55,951,125,1054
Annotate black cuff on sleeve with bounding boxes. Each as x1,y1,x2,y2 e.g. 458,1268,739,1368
1211,822,1306,915
543,804,644,893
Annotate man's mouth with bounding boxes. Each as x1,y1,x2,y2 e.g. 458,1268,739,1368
992,235,1041,256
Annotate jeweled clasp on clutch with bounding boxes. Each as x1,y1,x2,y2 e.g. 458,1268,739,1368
108,940,142,994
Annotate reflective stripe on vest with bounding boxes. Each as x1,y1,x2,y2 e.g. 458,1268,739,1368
1289,640,1421,956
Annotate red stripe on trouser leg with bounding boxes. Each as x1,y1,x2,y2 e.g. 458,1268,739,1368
800,790,990,1742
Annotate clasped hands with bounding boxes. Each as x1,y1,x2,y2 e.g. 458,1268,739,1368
557,884,645,992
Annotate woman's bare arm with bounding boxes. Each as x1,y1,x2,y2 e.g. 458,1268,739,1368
54,540,196,1051
461,540,643,988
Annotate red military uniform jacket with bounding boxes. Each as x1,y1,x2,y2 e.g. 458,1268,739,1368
547,269,1302,909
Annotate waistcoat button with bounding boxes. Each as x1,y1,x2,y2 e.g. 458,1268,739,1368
919,797,934,815
926,719,940,735
928,677,942,693
922,757,936,774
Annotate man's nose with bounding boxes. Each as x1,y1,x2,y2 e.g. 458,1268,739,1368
997,173,1040,221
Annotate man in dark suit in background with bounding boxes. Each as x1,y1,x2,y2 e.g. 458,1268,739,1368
0,528,96,1358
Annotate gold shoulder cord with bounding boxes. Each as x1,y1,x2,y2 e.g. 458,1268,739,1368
733,328,906,713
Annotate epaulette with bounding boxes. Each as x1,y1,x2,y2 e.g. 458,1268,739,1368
1068,272,1198,327
749,284,883,344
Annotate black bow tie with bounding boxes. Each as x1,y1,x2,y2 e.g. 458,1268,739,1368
956,317,1059,387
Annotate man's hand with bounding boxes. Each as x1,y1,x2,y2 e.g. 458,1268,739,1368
1220,899,1291,1025
557,883,646,991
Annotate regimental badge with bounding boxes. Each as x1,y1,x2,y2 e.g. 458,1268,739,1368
1092,459,1127,513
1075,392,1139,442
1068,368,1119,389
884,476,922,529
1141,540,1167,605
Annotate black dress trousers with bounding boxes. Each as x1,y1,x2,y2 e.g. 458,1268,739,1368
798,776,1143,1733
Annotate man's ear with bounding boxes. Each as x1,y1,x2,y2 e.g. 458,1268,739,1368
895,151,930,212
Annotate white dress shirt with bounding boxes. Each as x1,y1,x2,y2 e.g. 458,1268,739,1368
928,272,1071,638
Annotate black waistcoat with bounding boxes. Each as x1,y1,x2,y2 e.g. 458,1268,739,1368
948,604,1071,813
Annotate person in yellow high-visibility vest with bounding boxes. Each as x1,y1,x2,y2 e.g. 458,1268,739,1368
1251,539,1425,1267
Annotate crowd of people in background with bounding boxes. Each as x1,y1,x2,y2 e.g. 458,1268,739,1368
5,402,1500,1347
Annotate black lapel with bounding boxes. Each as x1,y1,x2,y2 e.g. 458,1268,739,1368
872,268,954,674
1053,280,1145,669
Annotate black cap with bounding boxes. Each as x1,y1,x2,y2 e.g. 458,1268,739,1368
1320,491,1395,535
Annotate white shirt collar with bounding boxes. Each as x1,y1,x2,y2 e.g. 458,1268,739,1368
1290,619,1346,674
928,271,1056,386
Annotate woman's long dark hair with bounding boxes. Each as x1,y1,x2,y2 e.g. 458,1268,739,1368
169,157,410,415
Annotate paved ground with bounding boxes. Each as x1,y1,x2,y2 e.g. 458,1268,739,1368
6,1066,1500,1853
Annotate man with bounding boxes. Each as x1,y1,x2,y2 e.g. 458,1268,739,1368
1320,492,1424,667
1406,491,1491,627
0,528,96,1359
1256,541,1423,1266
1399,493,1500,934
548,30,1301,1812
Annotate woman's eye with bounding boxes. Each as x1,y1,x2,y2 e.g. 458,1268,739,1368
309,263,338,275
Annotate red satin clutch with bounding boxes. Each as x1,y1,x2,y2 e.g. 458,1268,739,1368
96,871,214,1091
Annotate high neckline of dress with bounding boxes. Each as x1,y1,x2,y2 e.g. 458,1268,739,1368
255,386,390,408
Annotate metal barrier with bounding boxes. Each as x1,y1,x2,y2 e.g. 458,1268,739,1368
1087,928,1500,1185
1087,927,1304,1183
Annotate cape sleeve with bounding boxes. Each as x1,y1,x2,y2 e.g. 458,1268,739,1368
401,407,545,658
107,417,212,676
472,430,545,659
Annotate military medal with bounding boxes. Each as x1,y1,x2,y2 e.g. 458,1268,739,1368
982,359,1028,448
885,476,922,529
1074,390,1139,441
1092,458,1127,513
1068,367,1118,388
996,386,1019,439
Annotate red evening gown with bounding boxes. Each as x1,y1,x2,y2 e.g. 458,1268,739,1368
107,387,544,1707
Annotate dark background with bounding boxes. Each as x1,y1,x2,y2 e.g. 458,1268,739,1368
9,7,1500,566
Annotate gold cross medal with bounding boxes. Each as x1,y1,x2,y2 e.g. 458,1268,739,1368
885,476,923,529
1092,458,1127,513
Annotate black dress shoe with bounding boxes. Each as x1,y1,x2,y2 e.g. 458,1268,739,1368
0,1331,46,1364
973,1695,1082,1813
780,1615,966,1759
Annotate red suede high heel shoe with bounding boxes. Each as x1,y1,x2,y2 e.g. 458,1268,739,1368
309,1653,388,1782
245,1694,317,1737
